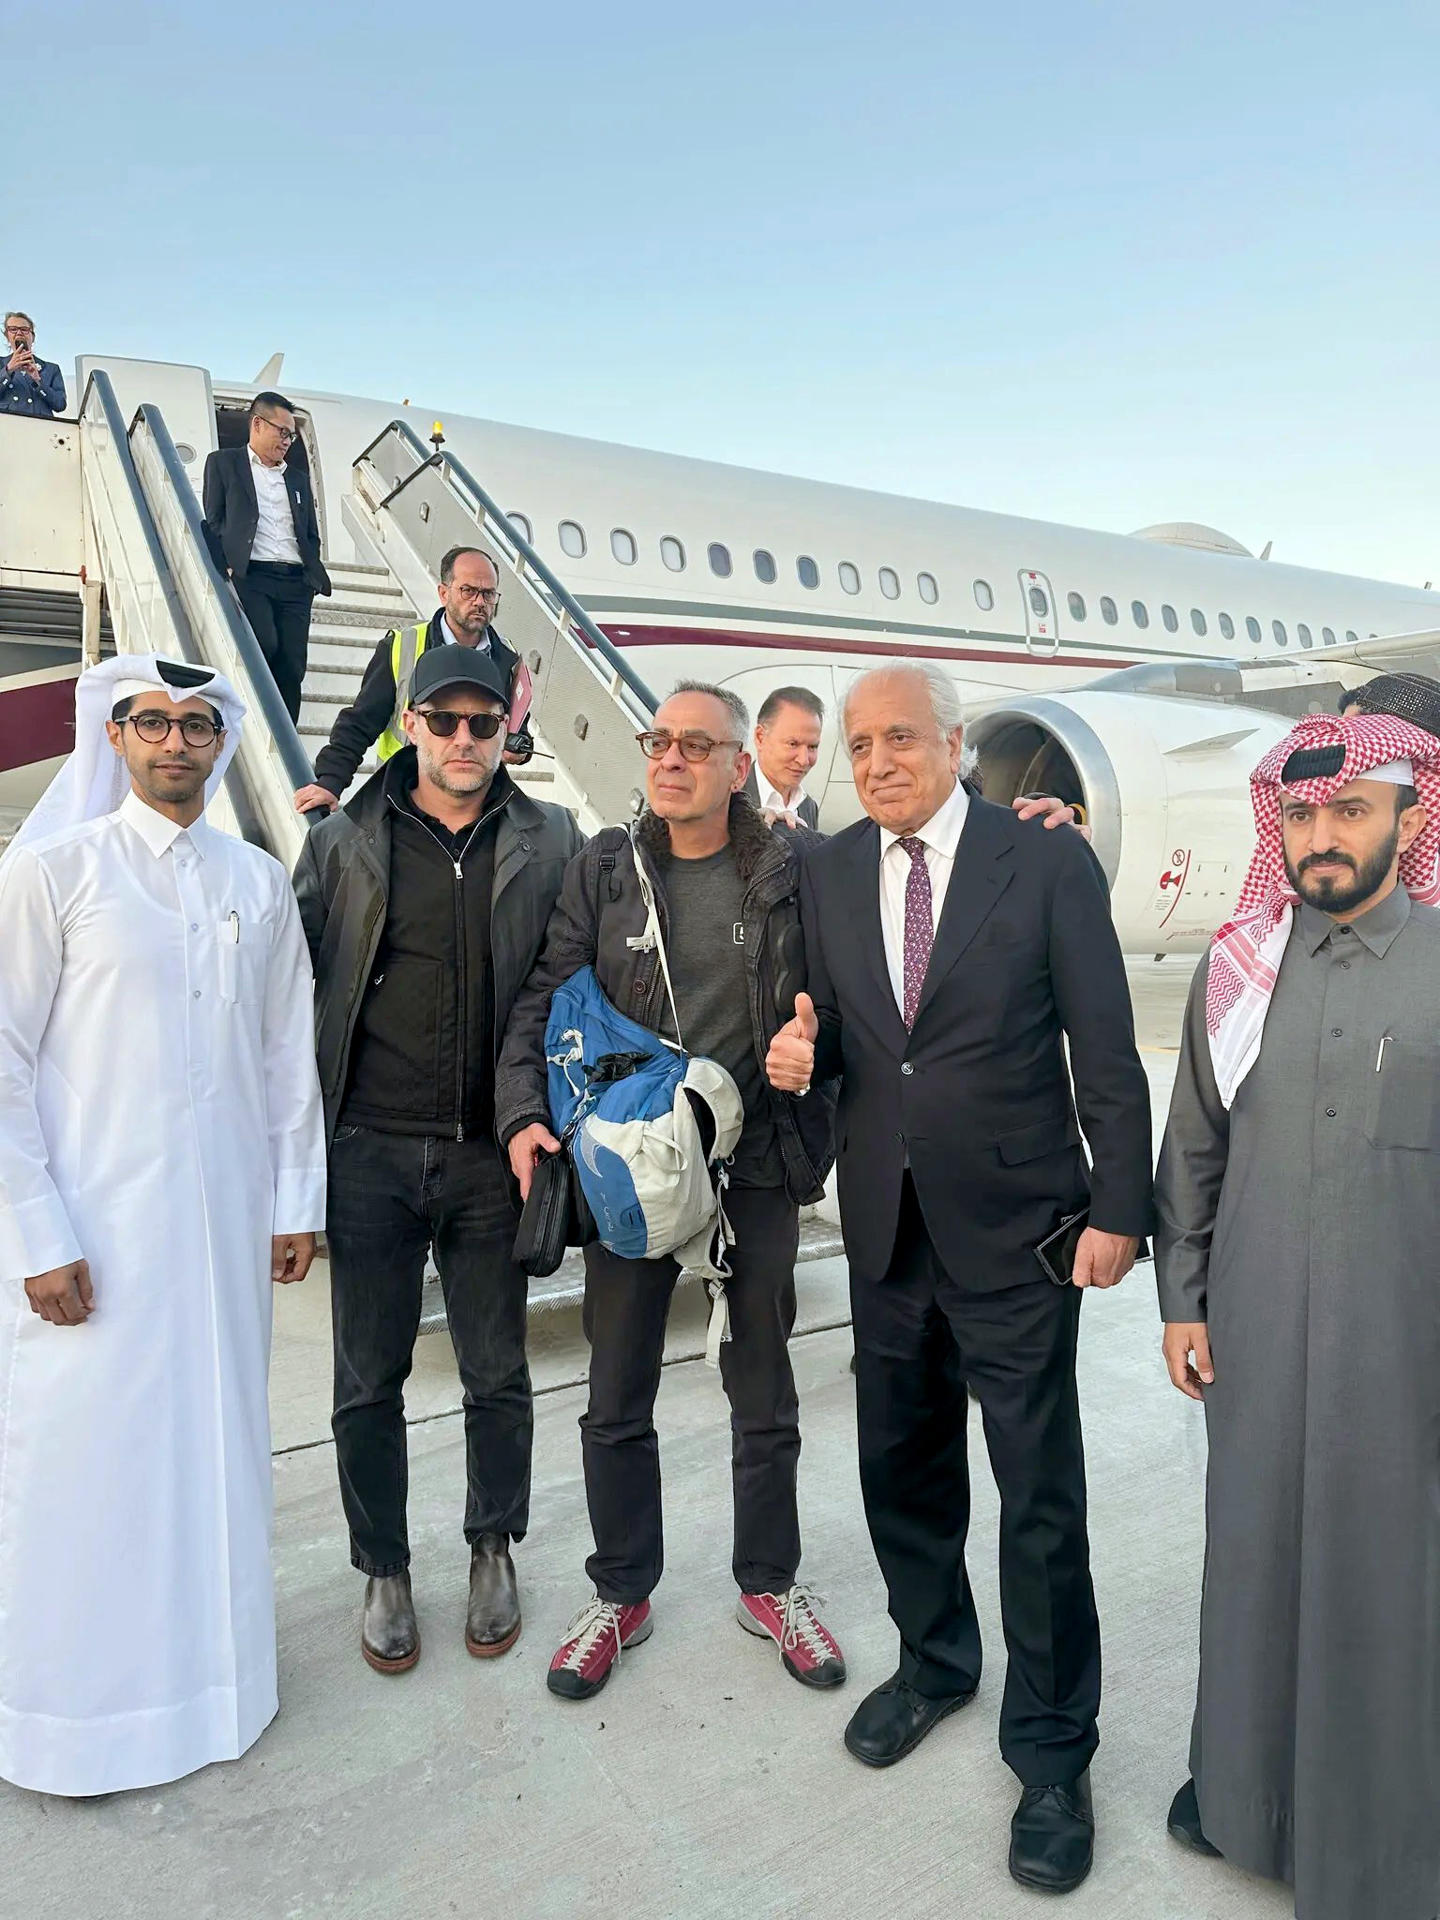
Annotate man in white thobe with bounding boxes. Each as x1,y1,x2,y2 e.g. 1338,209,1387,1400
0,654,326,1797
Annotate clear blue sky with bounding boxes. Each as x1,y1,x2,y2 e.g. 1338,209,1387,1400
10,0,1437,584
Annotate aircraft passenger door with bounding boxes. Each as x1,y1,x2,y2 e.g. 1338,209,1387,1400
1018,568,1060,655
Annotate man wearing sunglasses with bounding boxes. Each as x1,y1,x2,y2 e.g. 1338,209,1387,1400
201,391,332,724
498,681,846,1703
293,643,583,1674
294,545,534,816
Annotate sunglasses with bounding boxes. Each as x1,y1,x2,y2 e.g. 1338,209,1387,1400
636,729,741,763
414,708,506,740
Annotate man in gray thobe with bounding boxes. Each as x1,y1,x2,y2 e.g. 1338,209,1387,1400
1155,709,1440,1920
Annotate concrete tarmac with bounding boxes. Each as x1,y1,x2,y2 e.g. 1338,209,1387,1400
2,961,1296,1919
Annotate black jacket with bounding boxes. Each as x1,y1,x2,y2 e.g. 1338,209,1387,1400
293,747,585,1148
201,444,332,593
494,794,836,1207
312,609,530,801
803,795,1153,1290
743,764,821,830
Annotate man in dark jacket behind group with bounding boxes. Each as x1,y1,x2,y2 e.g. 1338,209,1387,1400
293,643,582,1674
498,680,847,1704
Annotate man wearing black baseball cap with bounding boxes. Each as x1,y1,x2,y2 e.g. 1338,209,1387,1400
294,644,583,1673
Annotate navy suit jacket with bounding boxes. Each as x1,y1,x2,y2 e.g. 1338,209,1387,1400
201,444,331,594
802,795,1153,1290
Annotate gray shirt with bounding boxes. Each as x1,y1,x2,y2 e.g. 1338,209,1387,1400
659,844,782,1188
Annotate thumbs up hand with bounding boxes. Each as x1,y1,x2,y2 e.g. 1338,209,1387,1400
766,992,818,1093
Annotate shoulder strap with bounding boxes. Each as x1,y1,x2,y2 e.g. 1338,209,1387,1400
629,825,684,1052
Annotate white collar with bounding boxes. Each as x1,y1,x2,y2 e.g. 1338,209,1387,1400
118,788,209,860
757,767,807,813
877,777,969,859
247,444,286,480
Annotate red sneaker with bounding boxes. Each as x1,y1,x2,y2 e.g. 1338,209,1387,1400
547,1594,653,1701
738,1584,847,1689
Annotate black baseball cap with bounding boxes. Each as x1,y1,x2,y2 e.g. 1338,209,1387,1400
407,642,510,709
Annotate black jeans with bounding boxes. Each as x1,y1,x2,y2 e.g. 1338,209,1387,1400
853,1175,1100,1789
326,1125,532,1577
580,1183,801,1603
236,561,314,722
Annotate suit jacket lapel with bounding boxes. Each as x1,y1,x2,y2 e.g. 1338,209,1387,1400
236,445,258,514
911,801,1014,1028
845,821,911,1053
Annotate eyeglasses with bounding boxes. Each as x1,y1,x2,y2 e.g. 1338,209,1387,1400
449,584,501,606
636,730,741,763
119,711,223,747
414,708,506,740
258,419,297,444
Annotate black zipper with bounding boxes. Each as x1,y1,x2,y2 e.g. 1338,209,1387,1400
390,791,506,1142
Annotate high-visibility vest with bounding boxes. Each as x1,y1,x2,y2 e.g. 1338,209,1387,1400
376,624,427,763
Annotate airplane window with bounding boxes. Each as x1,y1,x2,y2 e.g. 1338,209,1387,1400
797,555,820,590
1345,629,1358,644
1191,608,1207,636
1246,616,1262,643
1100,596,1118,624
974,579,994,611
610,528,637,566
918,572,939,604
708,542,733,578
839,562,861,595
507,512,532,545
1161,604,1179,633
1322,626,1336,646
879,567,900,600
660,536,686,571
754,549,777,584
1297,623,1313,649
558,520,586,559
1029,586,1049,617
1132,600,1150,629
1068,591,1086,621
1218,612,1235,640
1273,620,1288,646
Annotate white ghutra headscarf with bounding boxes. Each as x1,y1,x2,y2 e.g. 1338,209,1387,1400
6,654,246,858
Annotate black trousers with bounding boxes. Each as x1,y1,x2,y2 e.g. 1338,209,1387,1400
853,1174,1100,1788
236,561,314,722
580,1183,801,1603
326,1124,532,1577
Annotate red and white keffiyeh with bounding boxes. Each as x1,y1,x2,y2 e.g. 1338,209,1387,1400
1206,711,1440,1107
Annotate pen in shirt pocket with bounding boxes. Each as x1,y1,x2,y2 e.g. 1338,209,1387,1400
228,911,240,944
1375,1033,1391,1073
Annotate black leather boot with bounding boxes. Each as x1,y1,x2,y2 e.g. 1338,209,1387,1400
1009,1770,1095,1894
361,1571,420,1673
466,1534,521,1657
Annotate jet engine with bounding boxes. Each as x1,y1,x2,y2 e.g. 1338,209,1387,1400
967,688,1296,954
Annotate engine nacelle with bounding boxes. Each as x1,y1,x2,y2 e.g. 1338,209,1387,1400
967,691,1294,954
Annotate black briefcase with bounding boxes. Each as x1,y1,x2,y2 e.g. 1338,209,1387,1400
513,1145,591,1277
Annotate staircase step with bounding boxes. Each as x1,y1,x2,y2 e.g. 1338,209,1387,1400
327,561,391,577
314,600,406,629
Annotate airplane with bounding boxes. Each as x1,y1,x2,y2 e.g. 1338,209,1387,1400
3,348,1436,955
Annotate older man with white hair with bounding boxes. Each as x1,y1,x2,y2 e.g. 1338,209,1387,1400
766,662,1152,1895
0,655,325,1797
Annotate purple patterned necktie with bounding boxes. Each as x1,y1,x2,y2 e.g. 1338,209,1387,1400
900,837,933,1029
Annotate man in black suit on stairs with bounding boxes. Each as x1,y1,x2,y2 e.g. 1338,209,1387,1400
766,662,1152,1896
202,391,332,722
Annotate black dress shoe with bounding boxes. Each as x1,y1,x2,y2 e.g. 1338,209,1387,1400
1166,1779,1222,1857
466,1533,521,1657
1009,1770,1094,1894
362,1571,420,1673
842,1670,977,1768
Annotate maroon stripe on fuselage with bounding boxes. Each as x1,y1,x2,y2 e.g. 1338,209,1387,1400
595,623,1140,670
0,676,76,773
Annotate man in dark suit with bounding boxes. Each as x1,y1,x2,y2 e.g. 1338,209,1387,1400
766,662,1151,1896
743,685,823,828
202,391,331,722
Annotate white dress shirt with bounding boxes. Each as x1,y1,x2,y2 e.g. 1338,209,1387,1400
247,446,302,564
877,776,970,1015
757,770,808,820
